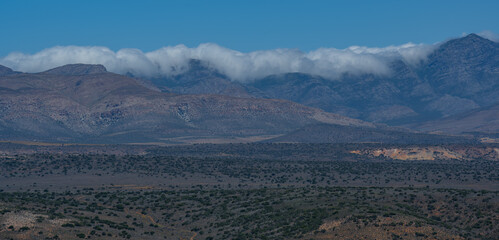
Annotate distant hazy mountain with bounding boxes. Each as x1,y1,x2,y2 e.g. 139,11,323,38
0,64,378,143
252,34,498,126
144,34,498,134
422,34,498,103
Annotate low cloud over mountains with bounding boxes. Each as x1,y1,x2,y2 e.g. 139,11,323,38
1,41,436,82
0,33,496,143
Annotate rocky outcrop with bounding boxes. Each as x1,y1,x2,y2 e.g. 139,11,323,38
351,146,499,161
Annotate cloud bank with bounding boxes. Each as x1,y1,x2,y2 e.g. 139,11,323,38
0,42,436,82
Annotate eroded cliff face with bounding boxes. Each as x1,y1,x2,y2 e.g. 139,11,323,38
351,146,499,161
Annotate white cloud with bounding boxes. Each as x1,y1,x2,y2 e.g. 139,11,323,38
478,30,499,42
0,42,437,82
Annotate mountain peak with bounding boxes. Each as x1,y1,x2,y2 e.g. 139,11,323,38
442,33,497,50
460,33,495,43
43,64,108,76
464,33,483,40
427,33,498,63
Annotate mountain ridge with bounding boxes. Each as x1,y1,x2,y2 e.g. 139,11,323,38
0,34,496,143
42,63,108,75
0,65,384,143
131,34,498,134
0,65,19,76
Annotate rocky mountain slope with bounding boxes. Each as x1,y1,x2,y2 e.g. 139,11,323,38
0,64,376,143
1,34,495,143
146,34,498,134
253,34,498,127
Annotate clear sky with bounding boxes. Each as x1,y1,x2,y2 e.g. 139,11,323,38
0,0,497,56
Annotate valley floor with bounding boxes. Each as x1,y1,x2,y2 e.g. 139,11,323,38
0,143,497,239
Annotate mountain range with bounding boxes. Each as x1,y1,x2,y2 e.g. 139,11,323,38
0,64,382,143
0,34,496,144
149,34,498,132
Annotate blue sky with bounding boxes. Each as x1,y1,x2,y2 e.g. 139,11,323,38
0,0,497,56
